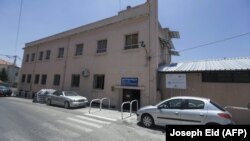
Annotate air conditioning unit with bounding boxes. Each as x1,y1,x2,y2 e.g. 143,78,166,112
82,69,90,77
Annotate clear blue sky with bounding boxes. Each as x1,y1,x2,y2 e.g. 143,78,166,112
0,0,249,66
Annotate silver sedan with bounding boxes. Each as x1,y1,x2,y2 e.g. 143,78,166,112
46,91,88,109
137,96,234,127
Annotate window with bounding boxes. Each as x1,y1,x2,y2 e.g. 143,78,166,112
183,99,205,109
75,44,83,56
25,54,29,62
202,71,250,83
39,51,43,60
97,40,107,53
71,74,80,87
21,74,26,83
27,74,32,83
125,33,138,49
31,53,35,62
93,75,105,89
34,74,40,84
53,91,63,96
45,50,51,60
53,75,60,86
41,75,47,85
58,48,64,58
159,99,183,109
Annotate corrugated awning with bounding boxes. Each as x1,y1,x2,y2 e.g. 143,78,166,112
159,57,250,73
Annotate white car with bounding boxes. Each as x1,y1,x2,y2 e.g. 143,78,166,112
137,96,234,127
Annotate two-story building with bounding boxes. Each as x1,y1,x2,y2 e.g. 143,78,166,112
19,0,179,108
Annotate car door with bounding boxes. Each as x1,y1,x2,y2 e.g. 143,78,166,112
57,91,66,106
180,99,207,125
155,98,183,125
51,91,61,105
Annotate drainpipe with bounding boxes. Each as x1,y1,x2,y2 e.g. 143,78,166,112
61,37,71,90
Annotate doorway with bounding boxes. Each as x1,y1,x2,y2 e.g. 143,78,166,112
122,89,140,111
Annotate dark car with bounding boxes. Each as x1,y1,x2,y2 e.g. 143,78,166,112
0,85,12,96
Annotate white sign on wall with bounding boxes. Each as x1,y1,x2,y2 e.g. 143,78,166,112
166,74,186,89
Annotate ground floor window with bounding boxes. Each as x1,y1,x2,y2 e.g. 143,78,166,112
93,75,105,89
202,71,250,83
53,75,60,86
71,74,80,87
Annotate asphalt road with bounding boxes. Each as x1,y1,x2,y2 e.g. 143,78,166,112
0,97,165,141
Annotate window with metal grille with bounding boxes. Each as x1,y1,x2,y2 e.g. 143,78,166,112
21,74,26,83
53,75,60,86
97,40,107,53
125,33,138,50
27,74,32,83
93,75,105,89
39,51,43,60
31,53,35,62
71,74,80,87
34,74,40,84
41,75,47,85
58,48,64,58
45,50,51,60
25,54,29,62
75,44,83,56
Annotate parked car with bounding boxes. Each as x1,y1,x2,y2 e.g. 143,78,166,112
33,89,56,103
46,90,88,109
137,96,234,127
0,85,12,96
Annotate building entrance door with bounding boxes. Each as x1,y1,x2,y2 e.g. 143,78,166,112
122,89,140,111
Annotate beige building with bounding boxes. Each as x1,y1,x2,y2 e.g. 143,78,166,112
19,0,179,108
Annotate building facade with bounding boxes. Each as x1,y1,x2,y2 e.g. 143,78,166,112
19,0,179,108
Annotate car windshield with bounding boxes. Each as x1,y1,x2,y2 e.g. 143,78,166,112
64,91,79,96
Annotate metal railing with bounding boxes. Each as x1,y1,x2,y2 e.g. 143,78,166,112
130,100,138,116
89,98,111,113
89,99,101,113
101,98,110,110
121,100,139,120
121,101,131,120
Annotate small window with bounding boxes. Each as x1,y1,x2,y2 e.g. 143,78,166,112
233,72,250,83
159,99,183,109
97,40,107,53
41,75,47,85
25,54,29,62
31,53,35,62
93,75,105,90
39,51,43,60
125,33,138,49
34,74,40,84
71,74,80,88
21,74,26,83
183,99,205,109
45,50,51,60
53,74,60,86
58,48,64,58
75,44,83,56
27,74,32,83
217,72,232,82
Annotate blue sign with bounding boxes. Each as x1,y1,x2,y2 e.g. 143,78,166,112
121,77,138,87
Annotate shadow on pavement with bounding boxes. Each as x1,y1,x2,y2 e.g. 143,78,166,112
137,122,165,133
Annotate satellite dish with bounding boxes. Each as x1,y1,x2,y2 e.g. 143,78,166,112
82,69,90,77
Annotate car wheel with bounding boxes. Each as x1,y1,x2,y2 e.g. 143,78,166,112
47,99,51,105
64,101,70,109
142,114,154,128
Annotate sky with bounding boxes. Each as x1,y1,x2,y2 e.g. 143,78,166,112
0,0,249,67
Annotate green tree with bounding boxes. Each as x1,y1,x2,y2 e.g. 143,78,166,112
0,68,8,82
